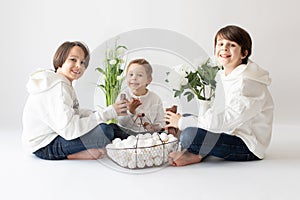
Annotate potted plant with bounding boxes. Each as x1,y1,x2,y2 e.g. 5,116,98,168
95,39,128,122
166,57,222,114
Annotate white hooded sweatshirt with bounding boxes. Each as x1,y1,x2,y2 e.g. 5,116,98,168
178,61,274,159
22,69,117,153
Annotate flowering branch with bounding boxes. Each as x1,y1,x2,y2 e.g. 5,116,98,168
166,57,222,102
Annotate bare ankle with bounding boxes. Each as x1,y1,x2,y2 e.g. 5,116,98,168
169,150,201,166
67,148,105,160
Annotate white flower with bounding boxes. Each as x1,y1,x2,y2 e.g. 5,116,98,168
166,70,187,90
117,48,126,56
179,65,192,74
179,76,188,86
174,64,191,75
109,59,117,65
207,56,220,67
117,75,123,81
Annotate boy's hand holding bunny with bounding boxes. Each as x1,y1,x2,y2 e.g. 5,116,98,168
113,99,128,116
128,97,142,114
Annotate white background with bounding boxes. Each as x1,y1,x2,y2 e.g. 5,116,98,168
1,0,299,132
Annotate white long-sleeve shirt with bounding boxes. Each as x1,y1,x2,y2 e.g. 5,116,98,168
22,69,117,153
178,61,274,159
116,89,165,133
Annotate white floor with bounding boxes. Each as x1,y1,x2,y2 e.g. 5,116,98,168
1,124,300,200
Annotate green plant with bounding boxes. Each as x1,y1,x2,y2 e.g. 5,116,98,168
166,58,222,102
96,39,128,108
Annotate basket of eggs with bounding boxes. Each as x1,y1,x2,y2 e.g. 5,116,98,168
106,132,179,169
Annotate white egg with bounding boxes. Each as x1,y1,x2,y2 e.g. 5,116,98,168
144,147,153,159
116,153,128,167
145,157,154,167
121,139,128,146
152,132,159,137
164,143,172,152
115,141,124,149
137,140,146,147
127,160,136,169
152,145,163,157
127,135,136,141
106,150,113,158
144,138,155,147
152,134,160,141
124,139,136,148
170,146,177,153
163,149,170,162
157,145,163,156
155,140,162,145
106,143,114,149
136,134,144,139
154,156,163,166
145,134,151,139
137,160,145,168
113,151,120,159
160,132,169,142
136,152,144,161
129,151,137,162
140,148,151,161
112,138,121,144
167,136,178,143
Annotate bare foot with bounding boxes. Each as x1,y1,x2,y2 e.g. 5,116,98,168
169,150,201,166
67,148,105,160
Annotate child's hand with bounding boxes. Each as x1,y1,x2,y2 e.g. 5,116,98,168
165,111,181,129
128,98,142,114
113,99,128,116
143,122,153,132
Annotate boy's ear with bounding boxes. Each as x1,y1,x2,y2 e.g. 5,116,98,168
147,77,152,85
241,50,248,59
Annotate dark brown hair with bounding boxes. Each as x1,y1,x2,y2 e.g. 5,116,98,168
53,41,90,72
126,58,153,79
214,25,252,64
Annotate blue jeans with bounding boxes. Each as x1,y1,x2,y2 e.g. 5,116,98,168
34,123,114,160
180,127,260,161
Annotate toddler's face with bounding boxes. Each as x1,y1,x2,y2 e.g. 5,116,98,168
126,63,151,94
57,46,87,83
215,36,246,69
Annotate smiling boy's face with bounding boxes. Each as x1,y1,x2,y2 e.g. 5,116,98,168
126,63,152,95
57,46,87,83
215,36,247,72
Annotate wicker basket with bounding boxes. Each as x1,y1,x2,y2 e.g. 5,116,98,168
106,133,179,169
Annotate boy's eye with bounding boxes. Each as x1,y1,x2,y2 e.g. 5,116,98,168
81,61,86,66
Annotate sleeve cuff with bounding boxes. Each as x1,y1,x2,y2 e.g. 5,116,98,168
178,115,199,130
96,105,117,122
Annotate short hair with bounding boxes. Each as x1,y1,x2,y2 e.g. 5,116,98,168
214,25,252,64
53,41,90,72
126,58,153,79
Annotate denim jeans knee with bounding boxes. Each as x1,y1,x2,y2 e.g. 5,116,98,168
180,127,199,150
98,123,114,141
80,123,114,149
180,127,222,156
33,123,114,160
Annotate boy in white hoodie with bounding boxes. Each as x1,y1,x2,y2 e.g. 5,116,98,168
166,25,274,166
22,41,128,160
